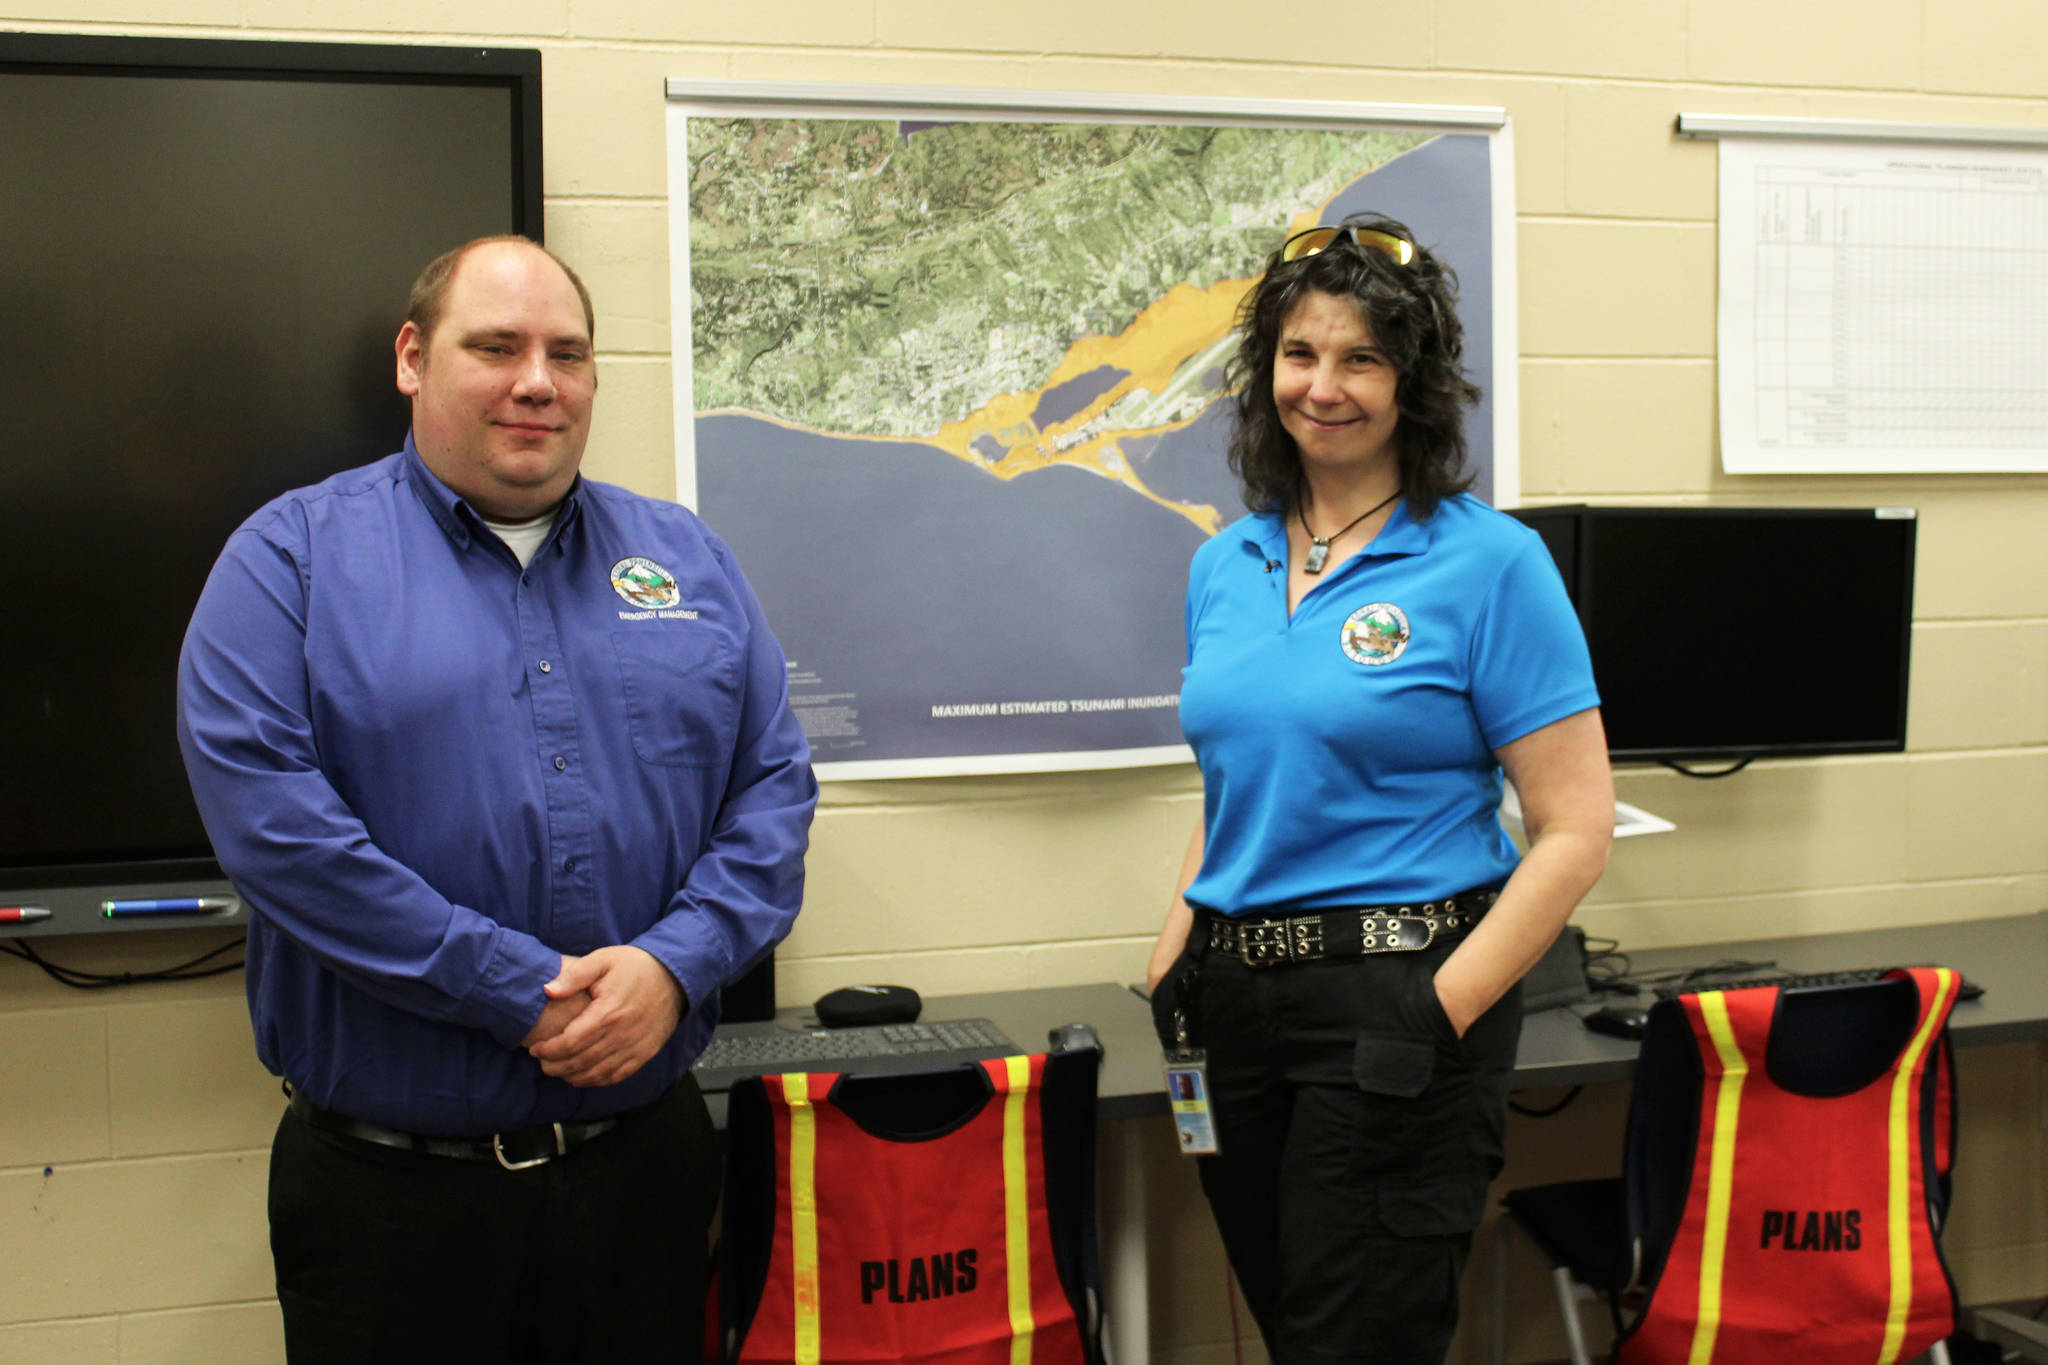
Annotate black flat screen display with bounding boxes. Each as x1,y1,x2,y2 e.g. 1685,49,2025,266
0,35,541,890
1510,506,1916,763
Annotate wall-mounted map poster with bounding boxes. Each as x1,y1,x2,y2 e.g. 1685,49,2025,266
666,89,1513,778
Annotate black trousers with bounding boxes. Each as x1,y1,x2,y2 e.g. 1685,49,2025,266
1156,930,1522,1365
269,1077,721,1365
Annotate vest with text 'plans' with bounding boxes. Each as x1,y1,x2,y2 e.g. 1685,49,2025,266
1616,967,1960,1364
719,1049,1101,1365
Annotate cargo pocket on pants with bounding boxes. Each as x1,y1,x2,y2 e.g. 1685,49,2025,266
1349,1031,1440,1168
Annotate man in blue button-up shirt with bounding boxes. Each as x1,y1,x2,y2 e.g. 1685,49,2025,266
177,236,818,1361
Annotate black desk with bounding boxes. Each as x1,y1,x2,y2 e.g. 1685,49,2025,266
703,911,2048,1120
1512,909,2048,1090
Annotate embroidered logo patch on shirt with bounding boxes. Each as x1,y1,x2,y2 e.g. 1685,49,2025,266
1340,602,1410,666
610,557,681,610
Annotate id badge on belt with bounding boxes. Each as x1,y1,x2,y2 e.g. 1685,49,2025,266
1163,1005,1219,1155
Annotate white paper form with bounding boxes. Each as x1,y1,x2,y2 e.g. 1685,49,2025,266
1718,139,2048,473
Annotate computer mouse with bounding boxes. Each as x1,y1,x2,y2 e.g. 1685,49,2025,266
1583,1004,1649,1040
813,984,921,1028
1048,1022,1102,1056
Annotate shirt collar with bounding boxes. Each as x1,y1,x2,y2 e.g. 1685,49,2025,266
401,431,584,558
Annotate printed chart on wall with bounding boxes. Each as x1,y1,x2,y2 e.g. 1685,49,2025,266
667,86,1513,778
1718,137,2048,474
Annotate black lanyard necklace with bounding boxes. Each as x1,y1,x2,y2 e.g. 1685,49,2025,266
1297,489,1399,574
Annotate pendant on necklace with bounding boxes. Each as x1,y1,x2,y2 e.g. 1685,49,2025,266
1303,539,1331,574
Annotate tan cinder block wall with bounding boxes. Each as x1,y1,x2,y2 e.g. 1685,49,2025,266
2,3,2043,1361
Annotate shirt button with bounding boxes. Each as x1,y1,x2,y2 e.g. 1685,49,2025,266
553,755,567,771
563,857,577,873
538,660,552,673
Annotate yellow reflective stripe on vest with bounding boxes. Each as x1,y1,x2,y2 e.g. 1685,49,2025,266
1879,968,1956,1364
786,1074,822,1365
1003,1054,1035,1364
1689,993,1750,1365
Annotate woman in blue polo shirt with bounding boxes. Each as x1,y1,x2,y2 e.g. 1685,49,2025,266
1145,215,1613,1364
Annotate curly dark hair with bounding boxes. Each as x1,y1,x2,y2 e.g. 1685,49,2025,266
1225,213,1481,521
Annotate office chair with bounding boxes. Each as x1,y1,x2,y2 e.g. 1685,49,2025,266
1493,968,1962,1365
712,1046,1105,1364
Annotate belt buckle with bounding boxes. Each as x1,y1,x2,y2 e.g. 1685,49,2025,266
493,1122,567,1171
1240,919,1291,968
1239,917,1324,967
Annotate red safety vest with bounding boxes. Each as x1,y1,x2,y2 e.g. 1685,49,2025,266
1617,967,1960,1364
731,1053,1089,1365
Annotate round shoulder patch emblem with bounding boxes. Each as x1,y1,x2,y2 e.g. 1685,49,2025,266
1340,602,1411,666
610,557,681,610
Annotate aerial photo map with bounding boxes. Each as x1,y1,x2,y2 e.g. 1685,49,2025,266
675,111,1499,776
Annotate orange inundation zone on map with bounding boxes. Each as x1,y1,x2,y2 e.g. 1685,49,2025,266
923,277,1252,534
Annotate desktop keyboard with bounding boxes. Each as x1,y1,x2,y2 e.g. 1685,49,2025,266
1652,967,1983,1002
691,1018,1018,1093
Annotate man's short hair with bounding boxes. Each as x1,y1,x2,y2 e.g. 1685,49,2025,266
406,234,596,349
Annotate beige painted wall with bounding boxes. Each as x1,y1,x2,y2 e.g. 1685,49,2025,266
2,3,2044,1361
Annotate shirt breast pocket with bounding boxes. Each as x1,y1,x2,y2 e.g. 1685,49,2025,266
611,627,743,768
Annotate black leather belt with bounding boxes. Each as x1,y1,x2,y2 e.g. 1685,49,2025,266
1207,889,1498,968
287,1090,630,1172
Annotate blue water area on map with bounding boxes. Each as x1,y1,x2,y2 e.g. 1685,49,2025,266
697,415,1205,764
1031,364,1130,428
1130,404,1244,524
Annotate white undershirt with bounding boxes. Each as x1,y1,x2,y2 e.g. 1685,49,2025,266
480,507,560,568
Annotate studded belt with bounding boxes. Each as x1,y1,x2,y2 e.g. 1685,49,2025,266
287,1089,638,1172
1206,889,1498,968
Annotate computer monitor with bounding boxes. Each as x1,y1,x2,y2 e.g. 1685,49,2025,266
0,33,542,932
1509,506,1916,765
